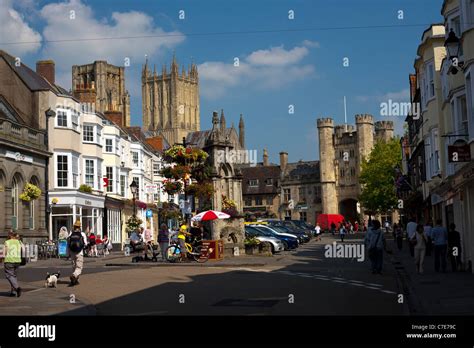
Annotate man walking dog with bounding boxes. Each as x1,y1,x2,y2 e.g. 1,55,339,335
68,220,88,286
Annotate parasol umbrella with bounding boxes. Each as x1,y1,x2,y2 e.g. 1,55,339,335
191,210,231,222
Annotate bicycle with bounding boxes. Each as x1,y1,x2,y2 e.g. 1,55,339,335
165,237,209,263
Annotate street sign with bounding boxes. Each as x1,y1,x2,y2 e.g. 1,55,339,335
146,209,153,218
145,184,158,193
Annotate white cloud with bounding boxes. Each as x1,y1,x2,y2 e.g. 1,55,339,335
198,44,315,99
302,39,320,48
356,88,410,103
38,0,185,89
0,0,42,56
246,45,309,66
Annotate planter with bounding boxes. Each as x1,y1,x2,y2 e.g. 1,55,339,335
245,245,259,255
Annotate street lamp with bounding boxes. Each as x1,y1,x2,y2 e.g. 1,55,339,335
130,180,138,217
445,29,463,74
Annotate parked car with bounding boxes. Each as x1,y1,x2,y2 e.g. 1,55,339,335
266,222,311,243
245,225,299,250
245,227,284,253
289,220,317,237
250,223,306,245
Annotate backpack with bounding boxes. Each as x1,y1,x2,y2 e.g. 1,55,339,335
68,231,85,253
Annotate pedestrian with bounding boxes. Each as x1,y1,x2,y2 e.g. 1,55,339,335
88,232,97,257
158,223,170,261
143,226,153,260
67,219,88,286
406,216,417,257
364,220,386,274
414,224,428,274
339,223,346,242
448,223,462,272
349,222,354,234
314,223,321,240
424,220,433,256
178,224,191,261
431,219,448,272
102,234,111,255
354,221,359,234
330,222,336,236
393,223,403,251
3,231,24,297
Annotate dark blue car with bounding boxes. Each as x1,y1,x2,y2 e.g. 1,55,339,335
245,226,299,250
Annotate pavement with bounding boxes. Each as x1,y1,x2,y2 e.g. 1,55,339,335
0,233,472,315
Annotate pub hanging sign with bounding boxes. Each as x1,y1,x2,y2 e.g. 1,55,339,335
448,143,471,163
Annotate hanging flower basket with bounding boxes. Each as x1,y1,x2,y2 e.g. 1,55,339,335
126,215,143,234
162,180,182,195
19,183,41,202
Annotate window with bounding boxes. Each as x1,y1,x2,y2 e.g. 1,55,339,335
255,197,263,205
432,129,440,176
120,175,126,196
283,188,291,202
85,159,95,187
11,177,18,229
266,196,273,205
245,198,252,206
105,139,113,153
106,167,114,193
298,187,305,201
467,71,474,140
459,95,468,135
83,125,94,142
425,61,435,100
340,168,345,177
300,212,307,222
132,152,139,167
96,126,102,145
57,155,68,187
350,167,356,176
97,162,102,191
57,110,68,127
72,155,79,188
153,162,161,175
71,111,79,131
265,178,273,186
249,179,259,187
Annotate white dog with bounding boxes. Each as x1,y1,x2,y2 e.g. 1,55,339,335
45,272,60,288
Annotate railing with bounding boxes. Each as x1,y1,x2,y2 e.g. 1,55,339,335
0,118,47,149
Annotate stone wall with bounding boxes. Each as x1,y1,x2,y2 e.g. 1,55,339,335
210,217,245,256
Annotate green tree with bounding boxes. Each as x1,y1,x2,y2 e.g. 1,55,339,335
359,138,402,216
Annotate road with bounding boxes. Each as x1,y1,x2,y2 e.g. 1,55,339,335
1,234,404,315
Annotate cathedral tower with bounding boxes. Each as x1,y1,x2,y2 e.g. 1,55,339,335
142,55,200,145
72,61,130,126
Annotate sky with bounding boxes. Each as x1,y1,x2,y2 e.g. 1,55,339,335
0,0,444,163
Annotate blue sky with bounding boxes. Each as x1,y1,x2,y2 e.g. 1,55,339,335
1,0,444,163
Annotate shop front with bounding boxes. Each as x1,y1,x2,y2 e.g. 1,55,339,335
104,196,124,245
48,191,105,240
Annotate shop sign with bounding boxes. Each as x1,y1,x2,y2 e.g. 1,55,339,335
448,144,471,163
84,200,92,205
145,184,158,193
6,151,33,163
146,209,153,218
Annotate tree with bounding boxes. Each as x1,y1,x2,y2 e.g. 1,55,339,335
358,138,402,216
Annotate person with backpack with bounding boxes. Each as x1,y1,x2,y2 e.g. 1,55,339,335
3,231,24,297
67,220,87,286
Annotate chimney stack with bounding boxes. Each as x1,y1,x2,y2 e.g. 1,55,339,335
36,60,55,85
279,151,288,173
263,148,269,166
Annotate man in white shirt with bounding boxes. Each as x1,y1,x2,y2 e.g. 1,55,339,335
406,217,418,257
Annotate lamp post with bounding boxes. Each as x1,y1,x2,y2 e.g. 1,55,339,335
445,29,463,74
130,180,138,218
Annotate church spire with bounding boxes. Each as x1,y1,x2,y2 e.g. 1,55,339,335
171,52,178,75
239,114,245,149
220,109,226,131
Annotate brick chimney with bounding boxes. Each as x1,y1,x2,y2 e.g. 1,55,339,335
36,60,55,85
409,74,417,103
263,148,269,166
104,111,123,128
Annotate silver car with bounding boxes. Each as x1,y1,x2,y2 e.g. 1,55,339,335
255,235,284,253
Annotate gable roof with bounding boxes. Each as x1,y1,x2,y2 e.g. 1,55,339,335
284,161,320,181
241,165,281,195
